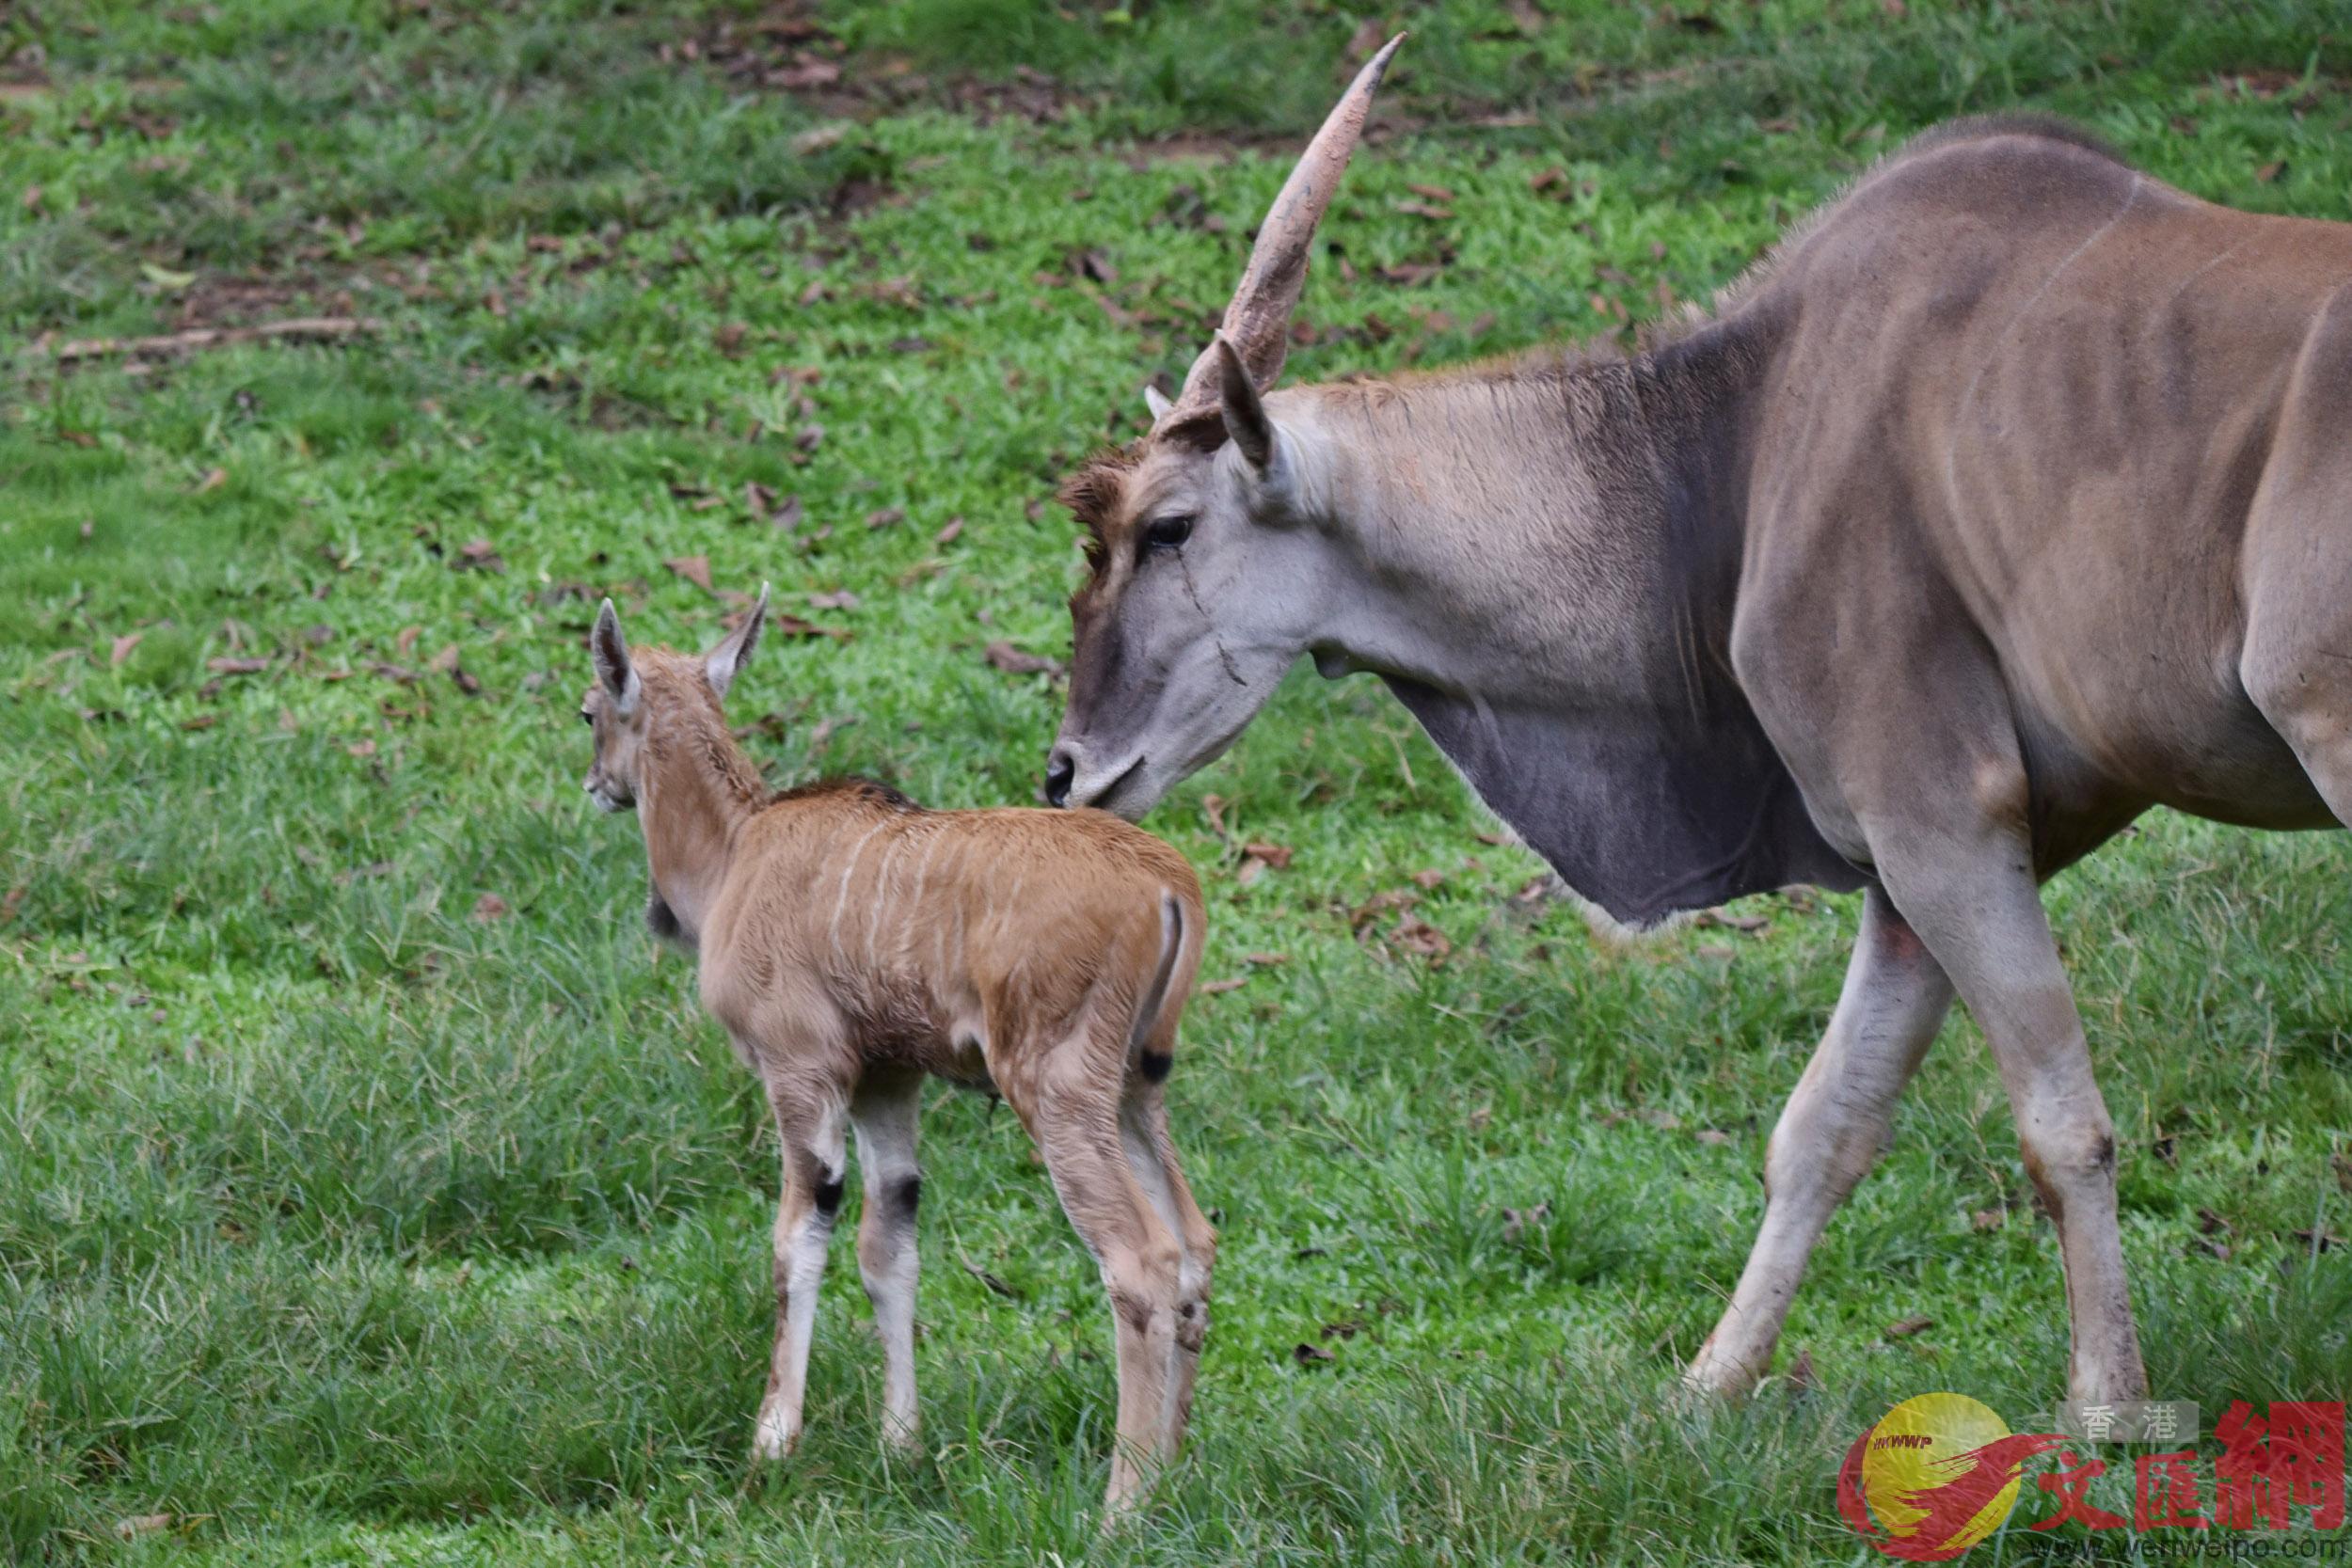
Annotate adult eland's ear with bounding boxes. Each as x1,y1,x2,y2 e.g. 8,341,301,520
706,582,769,698
1143,384,1173,423
592,598,641,715
1213,333,1277,471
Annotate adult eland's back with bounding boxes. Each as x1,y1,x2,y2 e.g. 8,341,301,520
1043,37,2352,1404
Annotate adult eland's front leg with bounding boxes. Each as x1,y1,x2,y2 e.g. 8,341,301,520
1879,830,2149,1403
1685,885,1954,1396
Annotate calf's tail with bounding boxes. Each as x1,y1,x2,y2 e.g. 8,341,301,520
1127,891,1185,1082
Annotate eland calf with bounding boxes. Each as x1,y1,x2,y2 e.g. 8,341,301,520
579,589,1212,1511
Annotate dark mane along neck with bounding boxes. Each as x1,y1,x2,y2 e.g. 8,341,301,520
766,775,923,814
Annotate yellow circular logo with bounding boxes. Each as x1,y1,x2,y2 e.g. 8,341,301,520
1863,1394,2021,1554
1839,1393,2062,1560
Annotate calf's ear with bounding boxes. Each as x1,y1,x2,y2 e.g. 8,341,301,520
592,598,641,716
706,582,769,698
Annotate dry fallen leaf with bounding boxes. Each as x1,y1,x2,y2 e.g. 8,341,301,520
771,612,850,642
192,466,227,495
206,657,269,675
1390,914,1453,960
983,641,1063,677
472,893,510,921
1785,1348,1820,1391
1292,1342,1335,1367
1694,1129,1733,1147
1884,1315,1934,1339
1349,887,1420,931
866,505,904,530
427,644,483,694
110,632,144,666
455,539,505,573
808,589,859,611
935,515,964,546
664,555,714,594
114,1514,173,1540
1971,1208,2007,1233
1502,1202,1549,1242
1241,841,1294,870
2256,159,2285,184
1408,868,1445,890
1199,977,1248,994
1243,951,1289,967
1695,908,1771,933
346,739,376,758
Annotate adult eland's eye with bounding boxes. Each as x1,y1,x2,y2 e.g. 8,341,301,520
1144,514,1194,551
581,709,595,726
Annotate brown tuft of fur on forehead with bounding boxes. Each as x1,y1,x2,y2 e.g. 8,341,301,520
1058,445,1141,572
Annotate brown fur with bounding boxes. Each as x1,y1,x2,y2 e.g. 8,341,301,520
581,620,1214,1514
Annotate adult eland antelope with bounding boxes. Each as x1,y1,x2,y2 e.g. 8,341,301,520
1044,35,2352,1405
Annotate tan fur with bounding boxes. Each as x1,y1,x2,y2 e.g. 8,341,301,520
581,610,1212,1514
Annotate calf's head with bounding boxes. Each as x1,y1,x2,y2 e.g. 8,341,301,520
580,586,769,813
1045,34,1403,820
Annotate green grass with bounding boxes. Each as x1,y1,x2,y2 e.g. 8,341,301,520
5,1,2351,1561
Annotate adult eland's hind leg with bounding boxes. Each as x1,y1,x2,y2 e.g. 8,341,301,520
1685,885,1954,1396
851,1069,925,1452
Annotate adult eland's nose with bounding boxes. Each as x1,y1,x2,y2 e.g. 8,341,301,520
1043,746,1077,808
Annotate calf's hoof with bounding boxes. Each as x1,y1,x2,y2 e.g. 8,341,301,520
1678,1340,1766,1402
751,1410,800,1463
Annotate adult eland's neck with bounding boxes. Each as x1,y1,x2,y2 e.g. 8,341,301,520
1300,324,1761,715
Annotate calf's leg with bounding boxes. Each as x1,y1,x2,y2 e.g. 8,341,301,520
752,1069,850,1462
851,1070,925,1451
1120,1083,1216,1457
1685,885,1953,1396
1022,1069,1183,1513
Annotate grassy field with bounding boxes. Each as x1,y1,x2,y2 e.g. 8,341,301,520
6,1,2352,1561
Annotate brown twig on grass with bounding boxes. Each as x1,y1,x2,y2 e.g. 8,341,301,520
43,317,384,362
